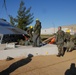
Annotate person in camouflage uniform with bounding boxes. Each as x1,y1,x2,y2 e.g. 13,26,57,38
56,26,65,57
72,31,76,45
33,19,42,47
71,31,76,51
27,26,33,43
64,30,76,52
64,31,71,52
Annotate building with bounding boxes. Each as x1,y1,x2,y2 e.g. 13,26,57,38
41,27,74,35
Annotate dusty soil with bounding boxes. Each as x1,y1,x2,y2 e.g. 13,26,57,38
0,50,76,75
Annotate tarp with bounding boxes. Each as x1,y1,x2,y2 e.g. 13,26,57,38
0,19,28,44
0,19,27,34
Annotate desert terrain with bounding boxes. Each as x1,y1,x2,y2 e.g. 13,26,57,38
0,49,76,75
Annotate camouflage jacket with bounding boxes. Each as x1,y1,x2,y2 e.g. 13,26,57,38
71,33,76,44
27,27,33,36
64,32,70,42
56,30,65,44
33,21,41,35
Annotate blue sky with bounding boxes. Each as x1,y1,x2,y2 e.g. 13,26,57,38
0,0,76,29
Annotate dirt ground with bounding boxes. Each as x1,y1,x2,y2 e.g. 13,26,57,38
0,50,76,75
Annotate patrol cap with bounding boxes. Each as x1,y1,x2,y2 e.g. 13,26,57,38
58,26,61,29
58,26,62,30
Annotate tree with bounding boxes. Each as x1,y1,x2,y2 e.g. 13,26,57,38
9,15,15,26
14,1,34,30
9,0,34,30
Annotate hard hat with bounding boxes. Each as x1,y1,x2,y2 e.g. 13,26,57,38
36,18,39,21
30,26,33,28
66,29,70,33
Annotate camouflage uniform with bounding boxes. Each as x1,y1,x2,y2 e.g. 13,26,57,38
33,20,41,47
56,27,65,56
71,33,76,50
64,32,71,52
72,33,76,45
27,27,33,42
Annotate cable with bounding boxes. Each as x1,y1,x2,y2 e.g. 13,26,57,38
3,0,10,19
0,0,10,19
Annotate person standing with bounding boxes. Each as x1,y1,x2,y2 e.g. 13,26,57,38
33,19,42,47
56,26,65,57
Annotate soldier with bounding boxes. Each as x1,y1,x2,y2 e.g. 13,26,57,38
27,26,33,43
72,31,76,45
33,19,42,47
71,31,76,51
56,26,65,57
64,30,71,52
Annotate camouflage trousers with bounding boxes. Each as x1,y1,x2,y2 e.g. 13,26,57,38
66,41,74,52
33,34,40,47
57,43,64,55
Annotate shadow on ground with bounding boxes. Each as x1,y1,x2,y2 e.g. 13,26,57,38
65,63,76,75
0,54,33,75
